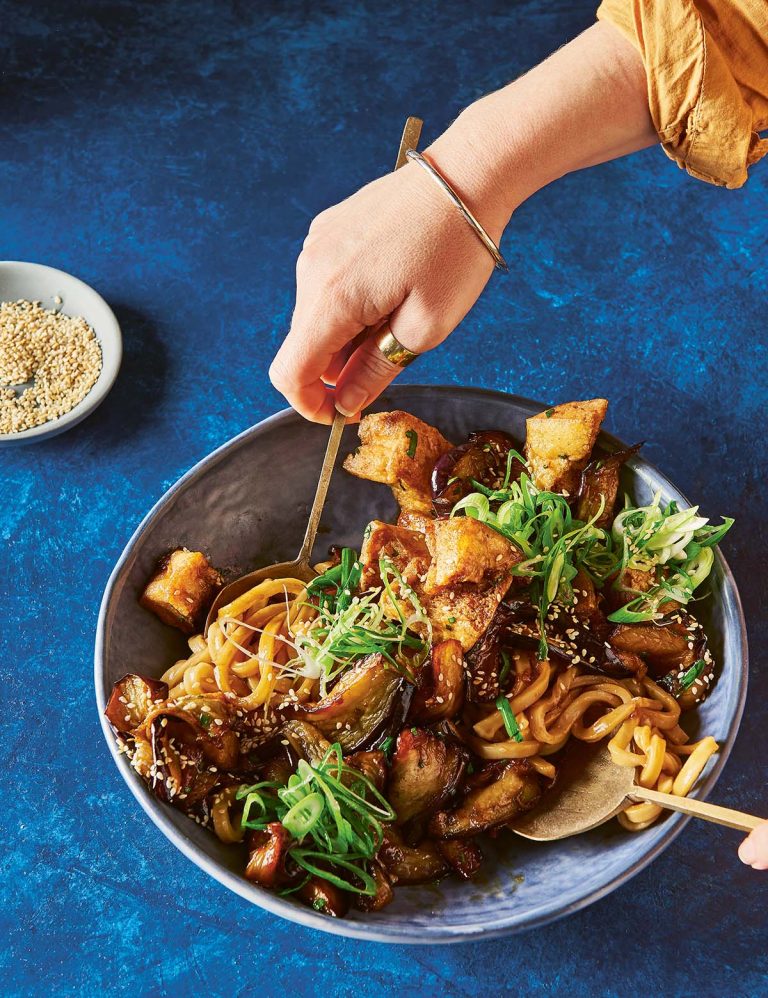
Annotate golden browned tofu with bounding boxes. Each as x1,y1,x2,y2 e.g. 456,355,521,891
343,411,453,514
397,508,435,538
359,520,431,591
139,548,222,633
525,398,608,495
423,518,521,594
424,580,512,651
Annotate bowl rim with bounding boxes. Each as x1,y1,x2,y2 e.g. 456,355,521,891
0,260,122,445
94,385,749,943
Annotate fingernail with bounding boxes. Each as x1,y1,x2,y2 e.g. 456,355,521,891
739,837,757,865
335,386,368,417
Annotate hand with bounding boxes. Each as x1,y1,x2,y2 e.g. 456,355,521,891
269,22,654,422
269,140,507,423
739,821,768,870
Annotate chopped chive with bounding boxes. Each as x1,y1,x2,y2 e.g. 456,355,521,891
545,408,554,418
495,695,523,742
405,429,418,458
306,563,343,596
680,658,706,690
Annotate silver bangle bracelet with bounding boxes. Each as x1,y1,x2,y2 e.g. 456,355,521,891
405,148,508,273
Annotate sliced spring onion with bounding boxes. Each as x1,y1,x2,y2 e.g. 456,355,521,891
236,743,395,897
495,695,523,742
680,658,707,690
306,563,343,595
405,429,418,458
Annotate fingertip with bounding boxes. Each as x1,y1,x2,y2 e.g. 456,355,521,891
739,822,768,869
334,400,362,422
739,838,757,865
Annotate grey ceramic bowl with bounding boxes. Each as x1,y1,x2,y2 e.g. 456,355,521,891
0,261,122,445
94,386,747,943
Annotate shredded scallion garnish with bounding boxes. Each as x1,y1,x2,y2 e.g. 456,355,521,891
236,743,395,895
680,658,707,690
495,695,523,742
451,460,733,641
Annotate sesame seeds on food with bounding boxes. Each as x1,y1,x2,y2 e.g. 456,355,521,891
0,298,102,433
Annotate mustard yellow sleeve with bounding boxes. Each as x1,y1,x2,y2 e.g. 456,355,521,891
597,0,768,188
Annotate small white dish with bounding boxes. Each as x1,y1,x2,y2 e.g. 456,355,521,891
0,261,122,445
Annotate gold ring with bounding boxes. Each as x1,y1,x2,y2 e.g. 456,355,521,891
373,322,419,367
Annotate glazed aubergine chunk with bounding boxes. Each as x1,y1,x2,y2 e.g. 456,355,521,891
429,760,544,839
431,430,524,516
296,654,403,752
387,728,467,825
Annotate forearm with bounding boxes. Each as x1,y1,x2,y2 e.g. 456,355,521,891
426,21,656,237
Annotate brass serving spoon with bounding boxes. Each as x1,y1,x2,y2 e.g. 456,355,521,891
205,116,425,633
510,740,763,841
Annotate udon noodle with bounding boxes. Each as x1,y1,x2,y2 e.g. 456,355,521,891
162,574,718,839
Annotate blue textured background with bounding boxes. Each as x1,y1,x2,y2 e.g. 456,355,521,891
2,1,767,994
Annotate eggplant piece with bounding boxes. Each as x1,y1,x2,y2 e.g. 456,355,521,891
280,720,333,766
431,430,524,517
651,615,714,708
105,674,169,733
259,756,294,785
409,639,465,723
354,863,395,912
297,876,351,917
244,824,293,888
142,692,243,770
658,647,716,711
609,614,702,676
429,760,543,839
346,750,388,793
297,654,403,752
469,599,645,688
388,728,467,825
465,603,515,703
576,443,642,526
149,715,220,806
379,828,451,884
436,838,483,880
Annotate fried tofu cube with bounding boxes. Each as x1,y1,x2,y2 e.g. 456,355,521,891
424,518,521,594
139,548,222,633
359,520,431,591
343,411,453,514
397,508,435,539
525,398,608,495
425,580,512,651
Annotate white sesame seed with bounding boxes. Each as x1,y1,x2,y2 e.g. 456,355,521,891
0,299,102,433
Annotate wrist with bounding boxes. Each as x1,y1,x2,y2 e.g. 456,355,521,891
424,93,558,240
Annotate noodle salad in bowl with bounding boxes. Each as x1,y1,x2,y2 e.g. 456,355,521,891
103,398,736,920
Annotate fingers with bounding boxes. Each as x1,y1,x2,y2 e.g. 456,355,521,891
739,821,768,870
269,297,369,423
333,333,404,417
